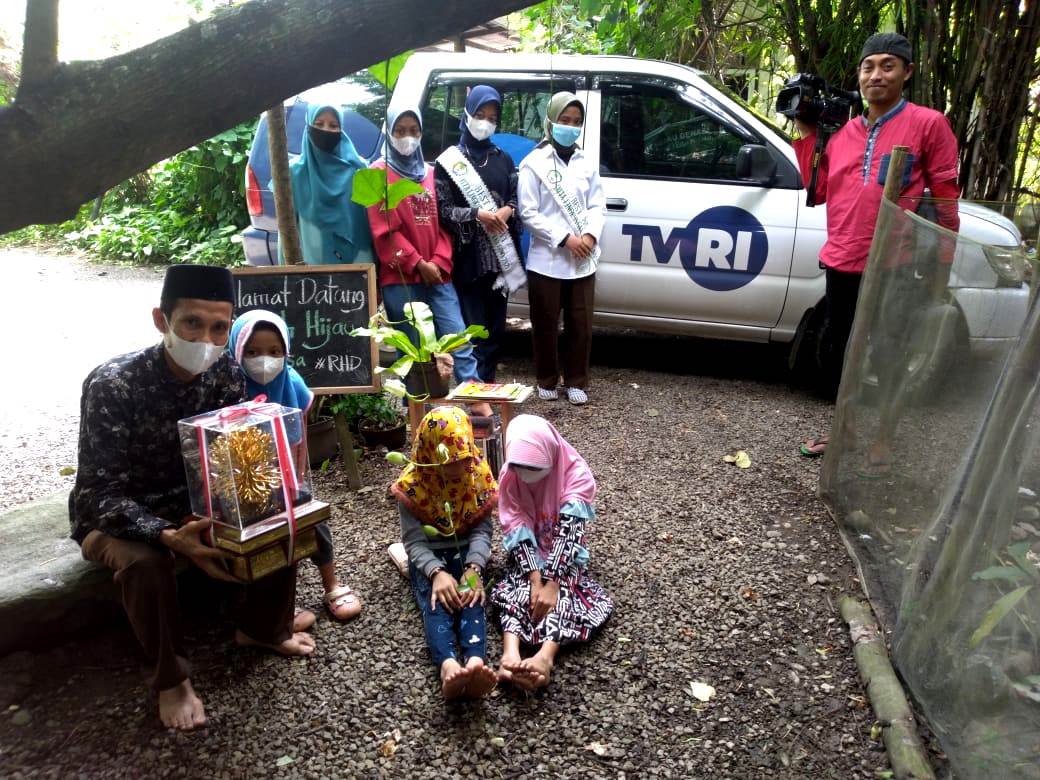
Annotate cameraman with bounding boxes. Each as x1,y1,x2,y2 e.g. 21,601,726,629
799,32,960,467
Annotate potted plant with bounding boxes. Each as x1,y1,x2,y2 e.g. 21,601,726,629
334,391,408,450
305,395,339,466
351,301,488,400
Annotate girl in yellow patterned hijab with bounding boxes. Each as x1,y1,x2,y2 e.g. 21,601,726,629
392,406,500,699
391,406,497,536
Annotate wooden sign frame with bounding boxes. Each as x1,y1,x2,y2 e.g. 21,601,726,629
232,263,380,396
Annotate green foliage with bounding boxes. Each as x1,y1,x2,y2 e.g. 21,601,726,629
367,52,413,90
350,167,425,211
969,542,1040,648
329,391,404,430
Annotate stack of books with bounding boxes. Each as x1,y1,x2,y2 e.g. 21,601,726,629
447,381,533,403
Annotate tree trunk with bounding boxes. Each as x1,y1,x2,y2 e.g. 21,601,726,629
265,102,302,264
18,0,59,97
0,0,535,234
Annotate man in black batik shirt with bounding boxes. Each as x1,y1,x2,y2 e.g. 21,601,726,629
69,264,316,731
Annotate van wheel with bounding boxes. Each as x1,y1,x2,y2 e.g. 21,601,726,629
861,303,968,406
788,305,832,396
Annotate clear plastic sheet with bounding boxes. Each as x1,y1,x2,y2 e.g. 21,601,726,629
819,198,1040,778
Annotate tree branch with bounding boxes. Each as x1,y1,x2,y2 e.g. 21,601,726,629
0,0,535,234
18,0,60,96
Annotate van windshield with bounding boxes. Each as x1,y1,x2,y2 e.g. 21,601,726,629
702,75,791,143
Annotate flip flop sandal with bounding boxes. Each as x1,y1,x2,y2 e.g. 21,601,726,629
856,460,894,480
799,435,828,458
324,585,362,622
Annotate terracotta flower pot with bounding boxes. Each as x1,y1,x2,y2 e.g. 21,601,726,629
359,418,408,450
306,417,338,466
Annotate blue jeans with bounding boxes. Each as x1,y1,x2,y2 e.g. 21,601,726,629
455,273,508,383
382,283,480,383
408,547,487,668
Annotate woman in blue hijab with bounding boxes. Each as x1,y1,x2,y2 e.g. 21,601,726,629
434,86,521,383
287,103,374,265
228,309,364,622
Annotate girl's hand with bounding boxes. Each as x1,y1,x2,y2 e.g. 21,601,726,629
495,206,514,225
477,209,509,234
565,234,592,259
459,568,485,607
581,233,597,249
530,576,559,624
416,259,444,286
431,570,463,612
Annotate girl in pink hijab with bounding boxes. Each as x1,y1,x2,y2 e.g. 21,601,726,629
490,414,613,689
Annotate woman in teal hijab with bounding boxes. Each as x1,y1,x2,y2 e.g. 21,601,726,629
286,103,374,264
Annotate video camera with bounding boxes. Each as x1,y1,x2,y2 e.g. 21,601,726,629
776,73,860,133
776,74,861,206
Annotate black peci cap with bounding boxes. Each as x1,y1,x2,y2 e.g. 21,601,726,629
161,264,235,308
860,32,913,66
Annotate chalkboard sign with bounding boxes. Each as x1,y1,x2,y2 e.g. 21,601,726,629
232,264,378,394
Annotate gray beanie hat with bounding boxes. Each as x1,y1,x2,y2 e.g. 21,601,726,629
860,32,913,65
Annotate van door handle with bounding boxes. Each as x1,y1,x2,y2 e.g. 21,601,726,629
606,198,628,211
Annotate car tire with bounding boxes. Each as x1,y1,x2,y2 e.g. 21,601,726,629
788,304,834,398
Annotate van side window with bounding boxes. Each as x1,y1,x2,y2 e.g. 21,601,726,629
421,76,578,165
600,82,754,182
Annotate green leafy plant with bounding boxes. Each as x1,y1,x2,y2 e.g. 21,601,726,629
329,391,404,430
969,541,1040,648
351,302,487,399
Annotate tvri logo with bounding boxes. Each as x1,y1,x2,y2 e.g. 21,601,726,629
621,206,769,292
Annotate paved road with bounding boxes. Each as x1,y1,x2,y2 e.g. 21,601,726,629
0,249,163,506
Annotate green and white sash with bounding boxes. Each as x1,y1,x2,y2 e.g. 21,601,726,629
437,145,526,294
531,152,601,276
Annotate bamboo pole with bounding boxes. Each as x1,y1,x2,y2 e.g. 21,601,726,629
840,597,936,780
266,103,303,265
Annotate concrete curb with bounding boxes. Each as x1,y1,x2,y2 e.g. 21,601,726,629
0,491,115,656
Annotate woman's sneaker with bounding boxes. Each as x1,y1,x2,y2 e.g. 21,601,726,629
566,387,588,405
537,386,559,401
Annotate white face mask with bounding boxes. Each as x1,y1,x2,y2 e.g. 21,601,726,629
243,356,285,385
162,316,224,376
465,111,497,141
517,466,551,484
390,135,421,155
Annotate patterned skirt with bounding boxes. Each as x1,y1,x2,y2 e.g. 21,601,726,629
491,568,613,645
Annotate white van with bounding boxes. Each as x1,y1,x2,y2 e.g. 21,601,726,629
389,52,1029,378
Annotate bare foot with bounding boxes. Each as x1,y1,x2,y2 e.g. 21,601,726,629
293,609,316,632
441,659,472,699
463,657,498,698
498,649,522,686
158,679,206,731
234,630,316,656
518,652,553,689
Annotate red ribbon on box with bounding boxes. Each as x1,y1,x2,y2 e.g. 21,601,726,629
196,395,301,562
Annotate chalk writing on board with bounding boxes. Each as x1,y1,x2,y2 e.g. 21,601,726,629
233,266,377,393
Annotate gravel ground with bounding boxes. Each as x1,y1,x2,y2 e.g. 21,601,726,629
0,316,904,778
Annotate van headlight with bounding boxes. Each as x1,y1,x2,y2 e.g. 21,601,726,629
983,244,1026,287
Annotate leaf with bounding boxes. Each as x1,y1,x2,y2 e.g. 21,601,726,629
382,378,408,399
722,454,737,463
421,524,447,538
275,756,294,767
367,51,413,89
585,741,609,756
385,451,409,466
734,450,751,468
970,586,1032,648
58,466,76,476
490,736,506,748
350,168,389,208
384,178,426,211
972,565,1030,583
403,302,437,347
1007,542,1037,578
688,681,716,702
383,355,414,378
646,408,659,417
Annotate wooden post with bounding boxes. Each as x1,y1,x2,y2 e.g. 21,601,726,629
266,103,304,265
333,409,362,490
